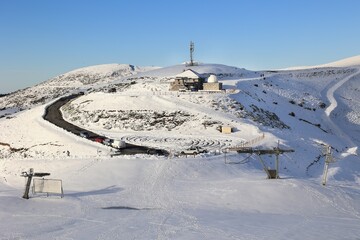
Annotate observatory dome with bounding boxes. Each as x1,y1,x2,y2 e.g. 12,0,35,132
207,74,218,83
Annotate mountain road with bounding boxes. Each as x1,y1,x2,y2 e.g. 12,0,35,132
43,93,168,156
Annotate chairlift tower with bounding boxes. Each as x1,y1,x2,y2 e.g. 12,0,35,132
225,142,294,179
322,145,335,186
189,41,194,66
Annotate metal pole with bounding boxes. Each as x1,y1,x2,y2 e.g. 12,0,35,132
322,145,332,186
257,155,271,179
224,150,227,164
22,168,34,199
322,162,329,186
275,140,280,179
275,153,279,179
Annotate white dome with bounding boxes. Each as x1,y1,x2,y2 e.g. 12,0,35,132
207,74,218,83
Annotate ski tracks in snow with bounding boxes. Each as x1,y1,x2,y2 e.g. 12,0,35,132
138,159,200,239
94,158,196,239
272,180,360,239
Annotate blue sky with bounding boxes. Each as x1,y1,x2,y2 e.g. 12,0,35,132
1,0,360,93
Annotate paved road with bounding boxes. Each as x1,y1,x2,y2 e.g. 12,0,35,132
43,93,167,156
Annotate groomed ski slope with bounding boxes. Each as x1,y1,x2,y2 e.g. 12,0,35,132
1,58,360,239
1,155,360,239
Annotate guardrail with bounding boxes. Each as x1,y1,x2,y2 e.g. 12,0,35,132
227,133,265,151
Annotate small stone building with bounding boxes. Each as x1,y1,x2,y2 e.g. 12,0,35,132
203,74,222,91
170,69,204,91
221,126,232,134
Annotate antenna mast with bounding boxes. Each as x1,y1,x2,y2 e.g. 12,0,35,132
190,41,194,66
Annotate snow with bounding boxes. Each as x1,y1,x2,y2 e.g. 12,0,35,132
0,63,157,113
321,55,360,68
1,156,360,239
175,69,202,79
283,54,360,70
341,147,358,157
325,69,360,116
134,63,257,79
1,58,360,239
64,64,138,75
0,103,109,161
62,63,160,81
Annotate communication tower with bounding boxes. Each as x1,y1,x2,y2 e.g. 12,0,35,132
190,41,194,66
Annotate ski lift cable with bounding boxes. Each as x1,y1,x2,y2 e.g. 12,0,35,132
226,153,253,165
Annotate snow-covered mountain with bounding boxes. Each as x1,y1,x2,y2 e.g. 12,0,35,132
1,58,360,239
58,62,360,176
320,55,360,68
0,64,158,115
283,54,360,70
47,64,158,86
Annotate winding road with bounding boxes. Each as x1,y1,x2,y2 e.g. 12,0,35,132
43,93,168,156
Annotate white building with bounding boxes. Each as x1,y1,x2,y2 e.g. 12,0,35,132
203,74,222,91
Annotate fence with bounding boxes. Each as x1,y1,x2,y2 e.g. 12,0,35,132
227,133,265,151
32,178,64,198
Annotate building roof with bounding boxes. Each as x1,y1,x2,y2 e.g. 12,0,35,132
175,69,202,79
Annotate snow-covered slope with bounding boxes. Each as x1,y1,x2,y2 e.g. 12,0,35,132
320,55,360,68
284,54,360,70
133,63,258,79
48,64,158,87
1,60,360,239
59,63,360,178
0,64,158,116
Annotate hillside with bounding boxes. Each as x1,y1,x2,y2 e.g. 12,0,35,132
58,64,360,177
0,59,360,239
0,64,158,117
284,54,360,70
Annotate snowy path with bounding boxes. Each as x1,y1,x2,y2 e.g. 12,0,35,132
325,68,360,117
221,74,275,88
322,68,360,148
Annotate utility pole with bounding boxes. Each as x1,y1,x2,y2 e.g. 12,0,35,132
190,41,194,66
275,140,281,179
275,152,280,179
322,145,335,186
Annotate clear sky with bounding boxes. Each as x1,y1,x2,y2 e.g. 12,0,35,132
1,0,360,93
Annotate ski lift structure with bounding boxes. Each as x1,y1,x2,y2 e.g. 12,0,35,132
321,144,336,186
224,141,294,179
